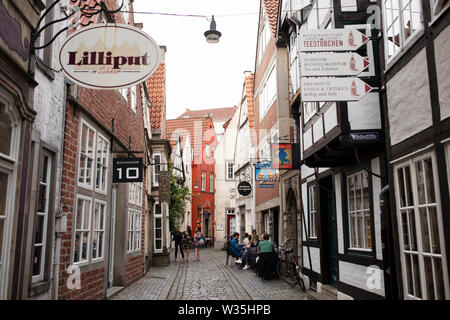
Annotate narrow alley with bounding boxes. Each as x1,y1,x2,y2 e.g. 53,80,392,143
111,248,318,300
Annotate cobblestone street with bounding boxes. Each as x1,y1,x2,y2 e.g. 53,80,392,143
111,248,315,300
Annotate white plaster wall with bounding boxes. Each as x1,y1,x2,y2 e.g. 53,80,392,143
334,173,345,254
313,116,324,143
323,103,337,134
303,246,321,274
371,158,383,261
31,1,68,300
434,24,450,121
387,49,433,146
348,93,382,131
214,109,239,243
337,291,355,300
304,127,313,150
339,261,385,297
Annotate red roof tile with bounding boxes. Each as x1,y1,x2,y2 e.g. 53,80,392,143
263,0,279,37
166,117,216,158
244,74,255,130
146,63,166,130
177,106,237,122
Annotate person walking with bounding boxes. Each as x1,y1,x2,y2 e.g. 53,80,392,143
194,227,202,261
182,226,194,263
173,228,184,262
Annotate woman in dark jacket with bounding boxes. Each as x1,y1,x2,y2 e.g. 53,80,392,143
173,228,184,261
182,226,194,263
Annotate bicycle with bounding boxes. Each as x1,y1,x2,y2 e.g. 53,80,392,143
275,239,306,292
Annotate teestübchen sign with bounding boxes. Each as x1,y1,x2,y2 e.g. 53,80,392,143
299,28,369,52
59,24,161,90
299,52,370,77
301,77,374,102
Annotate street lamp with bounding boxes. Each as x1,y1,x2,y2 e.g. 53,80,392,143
204,15,222,43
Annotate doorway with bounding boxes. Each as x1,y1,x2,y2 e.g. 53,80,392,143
320,176,337,287
273,208,280,247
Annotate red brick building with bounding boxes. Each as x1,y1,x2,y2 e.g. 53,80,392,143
57,0,147,300
165,117,217,241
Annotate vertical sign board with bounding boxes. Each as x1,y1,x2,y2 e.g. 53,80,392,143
271,144,294,170
113,158,143,183
255,162,278,188
159,171,171,203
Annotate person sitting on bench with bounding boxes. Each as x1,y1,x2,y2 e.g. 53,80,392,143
229,232,246,264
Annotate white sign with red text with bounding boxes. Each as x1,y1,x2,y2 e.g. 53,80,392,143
301,77,374,102
59,24,161,90
299,28,369,52
300,52,370,76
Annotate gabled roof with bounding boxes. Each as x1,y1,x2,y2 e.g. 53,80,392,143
244,73,255,130
177,106,237,122
146,62,166,130
263,0,280,38
166,117,216,157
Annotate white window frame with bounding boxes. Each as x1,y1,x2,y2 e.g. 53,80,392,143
347,170,372,252
32,150,52,283
308,184,318,239
128,182,143,206
205,144,211,158
78,120,96,189
154,202,163,252
73,195,92,266
259,62,277,122
201,171,206,192
92,200,106,262
432,0,450,20
127,208,135,253
393,151,450,300
131,86,137,113
210,173,214,193
257,11,271,67
120,88,128,102
226,161,235,180
264,213,270,234
95,133,109,194
382,0,424,63
153,153,162,187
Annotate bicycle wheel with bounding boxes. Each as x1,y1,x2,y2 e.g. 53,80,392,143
278,261,297,286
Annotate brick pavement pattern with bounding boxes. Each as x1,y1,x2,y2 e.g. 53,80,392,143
111,248,314,300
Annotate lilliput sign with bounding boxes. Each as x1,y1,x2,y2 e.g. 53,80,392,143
59,24,161,90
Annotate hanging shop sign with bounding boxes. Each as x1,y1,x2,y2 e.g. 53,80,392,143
255,162,278,188
299,28,369,52
301,77,373,102
237,181,252,197
59,24,161,90
299,52,370,77
159,171,171,203
271,144,294,170
350,132,380,143
113,158,143,183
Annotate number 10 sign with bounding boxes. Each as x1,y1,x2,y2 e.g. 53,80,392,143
113,158,143,183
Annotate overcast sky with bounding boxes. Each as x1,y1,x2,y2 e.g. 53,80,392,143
133,0,260,119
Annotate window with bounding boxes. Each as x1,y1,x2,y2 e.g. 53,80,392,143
308,184,318,239
78,120,109,191
153,154,161,186
226,161,235,180
394,153,449,299
120,88,128,101
257,11,271,66
131,86,137,113
264,213,270,234
303,102,319,124
347,171,372,250
383,0,423,61
432,0,450,17
0,105,12,156
259,63,277,121
154,203,163,252
210,173,214,193
32,150,52,283
129,182,143,206
73,196,92,264
92,201,106,260
201,171,206,191
37,0,54,68
128,209,142,252
205,144,210,158
95,134,109,192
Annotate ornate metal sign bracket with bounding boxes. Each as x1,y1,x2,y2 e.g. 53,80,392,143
30,0,124,72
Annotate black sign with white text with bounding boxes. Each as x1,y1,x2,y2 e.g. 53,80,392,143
113,158,143,183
